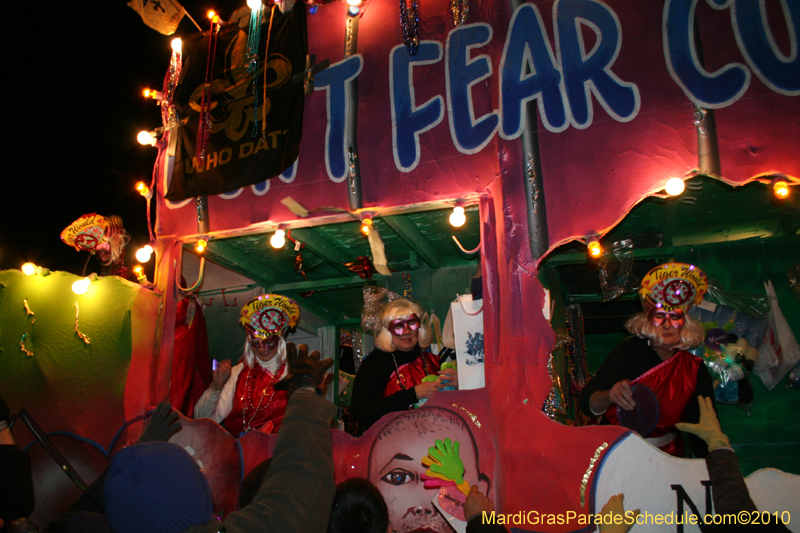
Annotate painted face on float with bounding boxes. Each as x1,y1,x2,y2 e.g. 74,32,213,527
368,409,487,533
389,313,420,352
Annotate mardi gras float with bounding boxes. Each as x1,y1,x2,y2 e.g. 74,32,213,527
1,0,799,530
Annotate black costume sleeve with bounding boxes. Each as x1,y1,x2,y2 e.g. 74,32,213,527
578,339,637,416
705,449,790,532
683,364,715,458
350,351,418,433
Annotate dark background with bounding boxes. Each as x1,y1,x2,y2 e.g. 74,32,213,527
2,1,243,277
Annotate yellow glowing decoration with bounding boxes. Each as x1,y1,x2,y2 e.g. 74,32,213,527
137,130,156,146
665,177,685,196
449,206,466,228
247,0,262,9
587,239,602,258
207,10,219,23
74,303,91,345
135,181,150,197
195,239,208,254
135,245,154,263
171,38,182,54
72,277,91,295
773,179,789,199
21,262,41,276
270,230,286,249
347,0,362,5
133,265,144,276
361,218,373,236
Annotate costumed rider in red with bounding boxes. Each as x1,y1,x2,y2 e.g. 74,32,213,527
579,263,716,457
61,213,130,277
194,294,300,436
351,298,458,433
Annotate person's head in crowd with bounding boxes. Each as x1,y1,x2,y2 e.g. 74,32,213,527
375,299,432,352
103,442,213,533
367,407,488,533
239,294,300,367
327,478,389,533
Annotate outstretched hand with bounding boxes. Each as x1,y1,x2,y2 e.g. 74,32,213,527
137,402,182,443
675,396,729,451
599,493,639,533
274,342,333,397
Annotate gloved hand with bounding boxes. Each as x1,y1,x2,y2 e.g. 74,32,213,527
137,402,182,443
425,438,470,496
675,396,730,452
599,494,639,533
274,343,333,397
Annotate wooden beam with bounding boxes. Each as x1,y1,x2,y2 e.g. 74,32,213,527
267,275,367,293
288,228,353,276
382,215,442,268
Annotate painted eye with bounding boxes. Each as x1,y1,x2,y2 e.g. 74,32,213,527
381,469,415,486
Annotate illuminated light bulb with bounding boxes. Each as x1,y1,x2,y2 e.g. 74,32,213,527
348,5,360,15
132,265,143,276
361,218,373,236
135,181,150,197
665,177,685,196
72,277,91,295
171,38,182,54
247,0,262,9
449,206,466,228
195,239,208,254
22,262,40,276
773,179,789,199
270,230,286,249
587,239,602,258
137,130,156,146
347,0,362,5
143,88,163,100
135,245,154,263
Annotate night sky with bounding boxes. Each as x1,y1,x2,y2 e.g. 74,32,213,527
2,1,243,277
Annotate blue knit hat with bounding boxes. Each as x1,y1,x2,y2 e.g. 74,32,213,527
104,442,214,533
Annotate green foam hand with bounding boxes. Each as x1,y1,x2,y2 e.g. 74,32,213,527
426,438,464,485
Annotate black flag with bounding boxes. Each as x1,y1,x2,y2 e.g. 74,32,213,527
166,4,307,201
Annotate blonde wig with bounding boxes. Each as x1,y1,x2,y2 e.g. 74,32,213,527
625,310,704,350
375,299,432,352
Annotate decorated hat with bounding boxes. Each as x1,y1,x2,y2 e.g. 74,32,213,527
61,213,125,252
639,262,708,313
239,294,300,339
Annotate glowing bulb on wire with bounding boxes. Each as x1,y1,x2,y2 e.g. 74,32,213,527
773,179,789,199
135,245,154,263
247,0,262,9
361,218,373,236
665,177,685,196
271,230,286,248
72,277,91,295
137,130,156,146
135,181,150,197
449,206,466,228
195,239,208,254
22,263,40,276
171,38,182,54
587,239,602,258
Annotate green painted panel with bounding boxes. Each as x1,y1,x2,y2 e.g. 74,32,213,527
0,270,138,448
